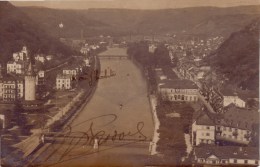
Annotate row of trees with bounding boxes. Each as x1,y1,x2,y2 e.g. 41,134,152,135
127,41,172,69
127,41,172,92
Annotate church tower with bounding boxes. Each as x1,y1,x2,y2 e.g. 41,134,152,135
24,62,36,101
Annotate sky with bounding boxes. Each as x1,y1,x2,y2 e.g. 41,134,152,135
11,0,260,10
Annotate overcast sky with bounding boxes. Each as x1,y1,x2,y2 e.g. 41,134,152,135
11,0,260,9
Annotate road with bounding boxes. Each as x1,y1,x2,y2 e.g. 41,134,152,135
31,48,154,167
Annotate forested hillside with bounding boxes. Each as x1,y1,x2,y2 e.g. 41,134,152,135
0,2,74,64
207,19,259,90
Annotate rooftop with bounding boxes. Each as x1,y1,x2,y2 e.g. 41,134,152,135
195,146,259,160
160,79,198,89
219,104,259,130
196,113,215,126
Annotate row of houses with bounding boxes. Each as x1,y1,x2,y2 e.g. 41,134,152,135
7,46,53,75
193,146,259,166
0,70,45,102
165,39,259,165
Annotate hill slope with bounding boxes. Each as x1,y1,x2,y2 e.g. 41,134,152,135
0,2,74,64
20,6,260,38
207,19,259,90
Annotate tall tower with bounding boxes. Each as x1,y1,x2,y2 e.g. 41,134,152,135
24,62,36,101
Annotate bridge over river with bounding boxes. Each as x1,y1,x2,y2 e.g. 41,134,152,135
31,47,154,167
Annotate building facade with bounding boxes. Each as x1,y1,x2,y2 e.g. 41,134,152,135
159,79,199,102
56,74,72,90
0,78,24,102
194,146,259,166
192,112,215,146
7,61,24,74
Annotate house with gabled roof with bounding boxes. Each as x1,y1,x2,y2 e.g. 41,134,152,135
215,104,259,145
194,146,259,166
192,108,216,146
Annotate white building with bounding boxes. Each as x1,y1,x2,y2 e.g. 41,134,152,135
56,74,72,90
220,89,246,108
7,61,24,74
12,46,28,62
192,111,215,146
159,79,199,102
194,146,259,166
62,68,77,78
0,78,24,101
149,44,157,53
35,54,46,63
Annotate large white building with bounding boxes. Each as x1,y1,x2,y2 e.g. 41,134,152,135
159,79,199,102
56,74,72,90
192,111,215,146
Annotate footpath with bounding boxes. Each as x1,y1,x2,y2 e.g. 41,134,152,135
149,95,160,155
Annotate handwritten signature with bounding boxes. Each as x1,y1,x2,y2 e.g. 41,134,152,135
39,114,149,166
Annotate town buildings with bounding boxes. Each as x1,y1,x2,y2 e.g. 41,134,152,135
12,46,28,62
7,61,25,74
191,104,259,146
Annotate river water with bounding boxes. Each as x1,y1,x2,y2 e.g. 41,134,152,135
35,48,154,166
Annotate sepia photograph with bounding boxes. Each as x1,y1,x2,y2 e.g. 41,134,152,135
0,0,259,166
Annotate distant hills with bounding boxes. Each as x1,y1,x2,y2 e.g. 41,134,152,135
20,5,260,38
207,19,259,91
0,2,74,64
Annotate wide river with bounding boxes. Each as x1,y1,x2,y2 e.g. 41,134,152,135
34,48,154,166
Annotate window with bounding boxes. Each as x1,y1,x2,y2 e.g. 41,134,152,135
255,160,258,165
206,133,210,136
234,159,237,163
206,126,210,130
244,160,248,164
222,160,226,164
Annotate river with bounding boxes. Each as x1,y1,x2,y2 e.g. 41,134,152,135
33,48,154,166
